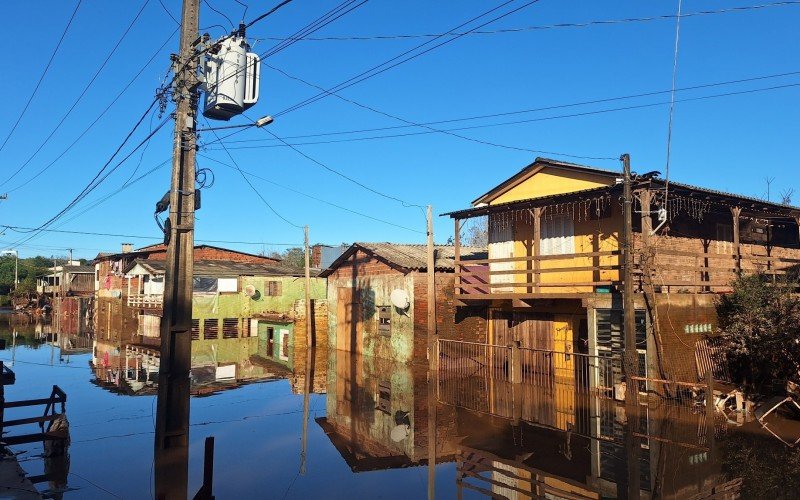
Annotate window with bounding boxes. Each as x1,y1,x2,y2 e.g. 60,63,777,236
378,306,391,336
541,215,575,255
280,331,290,360
222,318,239,339
266,281,282,296
203,319,218,339
191,319,200,340
218,278,238,293
377,381,391,413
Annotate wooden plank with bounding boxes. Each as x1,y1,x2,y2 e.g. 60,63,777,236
2,413,60,427
456,264,620,277
653,249,737,260
455,292,604,300
2,431,67,446
3,397,62,409
460,281,616,289
462,250,620,265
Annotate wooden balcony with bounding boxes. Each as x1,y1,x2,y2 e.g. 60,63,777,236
455,248,800,300
128,293,164,308
456,250,622,300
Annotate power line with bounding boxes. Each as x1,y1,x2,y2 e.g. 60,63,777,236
203,0,236,31
245,0,293,29
0,0,82,154
256,1,800,41
1,226,301,246
7,28,178,194
2,101,167,251
247,113,423,207
664,0,684,214
203,82,800,152
266,64,617,161
205,121,303,229
0,0,151,188
198,153,424,233
274,0,542,118
217,69,800,146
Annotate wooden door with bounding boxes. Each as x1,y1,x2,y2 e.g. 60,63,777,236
336,287,362,353
553,316,576,431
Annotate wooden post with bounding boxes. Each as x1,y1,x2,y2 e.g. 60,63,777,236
621,153,641,500
304,226,313,349
454,218,461,296
532,207,542,293
731,207,742,274
155,0,199,497
426,205,436,500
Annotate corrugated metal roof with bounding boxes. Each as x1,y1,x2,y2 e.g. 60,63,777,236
321,243,487,276
126,259,307,278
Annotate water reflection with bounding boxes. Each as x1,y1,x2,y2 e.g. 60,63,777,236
3,313,800,498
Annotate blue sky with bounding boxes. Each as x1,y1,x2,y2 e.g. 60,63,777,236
1,0,798,259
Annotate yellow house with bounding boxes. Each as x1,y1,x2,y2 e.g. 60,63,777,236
444,156,800,387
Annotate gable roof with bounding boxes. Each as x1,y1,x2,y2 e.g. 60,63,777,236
471,157,618,206
124,259,307,278
95,244,280,263
319,242,487,277
452,156,800,219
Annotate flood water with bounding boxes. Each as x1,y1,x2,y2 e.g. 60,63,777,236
2,311,800,499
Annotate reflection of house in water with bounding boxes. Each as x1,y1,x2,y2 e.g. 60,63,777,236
37,261,95,335
316,351,455,471
439,369,736,499
90,337,292,396
322,243,486,362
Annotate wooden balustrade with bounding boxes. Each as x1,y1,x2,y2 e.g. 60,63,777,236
455,246,800,298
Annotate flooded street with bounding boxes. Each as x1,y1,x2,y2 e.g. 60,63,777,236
3,312,799,499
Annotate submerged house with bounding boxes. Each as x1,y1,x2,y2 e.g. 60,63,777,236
443,157,800,386
320,242,486,363
93,243,280,342
122,259,328,359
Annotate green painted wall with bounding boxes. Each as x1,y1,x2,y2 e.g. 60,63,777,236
255,321,294,369
191,276,325,319
326,273,416,363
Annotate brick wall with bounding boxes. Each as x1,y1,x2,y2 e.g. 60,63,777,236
292,299,329,350
325,249,403,279
412,272,487,361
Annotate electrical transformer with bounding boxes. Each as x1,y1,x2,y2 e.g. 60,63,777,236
202,36,260,121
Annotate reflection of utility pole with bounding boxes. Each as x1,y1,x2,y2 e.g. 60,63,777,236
300,225,312,475
621,153,641,499
154,0,199,497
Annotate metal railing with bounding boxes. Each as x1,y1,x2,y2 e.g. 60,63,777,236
438,339,510,381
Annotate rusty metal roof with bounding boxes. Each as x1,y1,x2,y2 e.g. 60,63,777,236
320,243,487,276
125,259,309,278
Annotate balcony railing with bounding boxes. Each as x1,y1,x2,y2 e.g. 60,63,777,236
127,293,163,308
455,248,800,298
456,250,622,298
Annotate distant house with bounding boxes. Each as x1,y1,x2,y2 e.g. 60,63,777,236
92,243,283,344
320,242,486,363
37,262,95,335
120,259,328,357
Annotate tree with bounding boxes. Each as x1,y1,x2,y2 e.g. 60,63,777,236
279,247,305,269
463,216,488,247
715,272,800,395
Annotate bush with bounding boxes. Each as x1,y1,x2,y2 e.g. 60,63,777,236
715,273,800,395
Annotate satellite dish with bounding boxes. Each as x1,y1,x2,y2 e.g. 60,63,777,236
244,285,260,300
390,289,410,310
111,290,122,299
390,424,410,443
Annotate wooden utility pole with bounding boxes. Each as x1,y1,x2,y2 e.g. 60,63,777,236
621,154,637,393
300,225,312,475
621,153,640,499
154,0,199,497
426,204,437,500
